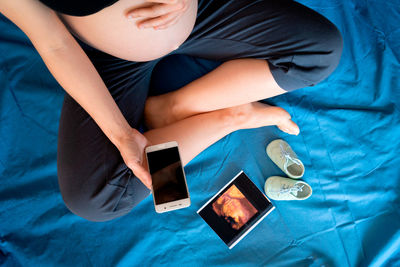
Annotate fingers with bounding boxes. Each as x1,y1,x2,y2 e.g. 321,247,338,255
129,160,152,189
145,0,180,4
153,15,180,30
127,2,184,19
126,0,188,30
138,10,180,29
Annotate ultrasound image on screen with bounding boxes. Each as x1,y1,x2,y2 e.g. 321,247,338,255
147,147,188,204
212,185,258,230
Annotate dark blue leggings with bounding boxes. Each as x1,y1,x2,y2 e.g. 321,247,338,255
57,0,343,221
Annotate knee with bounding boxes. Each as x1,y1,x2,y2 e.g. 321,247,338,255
60,185,124,222
269,18,343,91
58,171,150,222
309,21,344,85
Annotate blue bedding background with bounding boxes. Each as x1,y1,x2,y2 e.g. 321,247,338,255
1,0,400,266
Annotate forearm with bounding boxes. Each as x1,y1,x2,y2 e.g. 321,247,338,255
1,0,151,183
37,37,131,146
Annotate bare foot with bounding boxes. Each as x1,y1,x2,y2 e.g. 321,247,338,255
227,102,300,135
144,94,176,129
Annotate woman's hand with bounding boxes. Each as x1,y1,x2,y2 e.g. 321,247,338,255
126,0,189,30
116,128,152,189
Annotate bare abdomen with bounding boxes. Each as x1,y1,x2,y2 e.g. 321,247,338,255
59,0,198,62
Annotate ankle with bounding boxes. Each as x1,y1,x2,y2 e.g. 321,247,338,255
222,105,251,130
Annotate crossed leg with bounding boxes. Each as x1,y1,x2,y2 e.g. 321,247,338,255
57,49,301,222
143,102,299,167
142,0,343,176
145,0,343,128
145,59,284,129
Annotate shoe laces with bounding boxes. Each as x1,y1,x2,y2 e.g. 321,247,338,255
280,143,302,172
278,183,304,197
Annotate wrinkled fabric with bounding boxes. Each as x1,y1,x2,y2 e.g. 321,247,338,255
0,0,399,266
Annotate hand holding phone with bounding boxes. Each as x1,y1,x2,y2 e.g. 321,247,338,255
145,141,190,213
117,129,152,189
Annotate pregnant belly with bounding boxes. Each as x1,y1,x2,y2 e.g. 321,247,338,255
59,0,198,62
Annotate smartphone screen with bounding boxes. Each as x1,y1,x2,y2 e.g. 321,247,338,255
147,146,188,205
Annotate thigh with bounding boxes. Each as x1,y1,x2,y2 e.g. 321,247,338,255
178,0,342,90
183,0,336,60
57,43,155,220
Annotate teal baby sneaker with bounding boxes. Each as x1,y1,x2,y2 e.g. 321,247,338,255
264,176,312,201
266,139,305,179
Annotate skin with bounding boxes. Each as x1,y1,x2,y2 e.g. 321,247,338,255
58,0,197,62
144,103,299,167
144,59,287,128
0,0,299,190
127,0,191,30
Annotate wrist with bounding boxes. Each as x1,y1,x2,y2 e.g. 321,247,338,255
110,124,136,149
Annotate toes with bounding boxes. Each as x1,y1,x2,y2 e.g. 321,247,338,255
278,119,300,135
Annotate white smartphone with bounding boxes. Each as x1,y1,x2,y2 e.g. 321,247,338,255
145,141,191,213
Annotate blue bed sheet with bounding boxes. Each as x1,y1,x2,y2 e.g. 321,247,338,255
1,0,400,266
